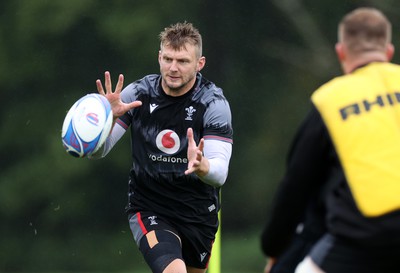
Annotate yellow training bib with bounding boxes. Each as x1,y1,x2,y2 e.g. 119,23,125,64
312,62,400,217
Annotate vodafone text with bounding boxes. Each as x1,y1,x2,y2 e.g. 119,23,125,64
148,153,188,164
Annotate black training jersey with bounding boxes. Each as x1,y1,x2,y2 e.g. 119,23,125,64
118,73,233,226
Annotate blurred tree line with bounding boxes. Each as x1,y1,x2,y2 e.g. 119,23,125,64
1,0,400,271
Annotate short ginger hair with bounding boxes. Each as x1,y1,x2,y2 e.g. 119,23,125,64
159,22,203,58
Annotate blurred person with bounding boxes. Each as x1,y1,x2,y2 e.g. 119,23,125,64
260,145,327,273
91,22,233,273
261,7,400,273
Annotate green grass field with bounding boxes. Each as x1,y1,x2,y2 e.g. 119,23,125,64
6,231,265,273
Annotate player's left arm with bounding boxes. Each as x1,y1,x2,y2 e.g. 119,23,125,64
185,128,232,187
201,138,232,186
185,97,233,186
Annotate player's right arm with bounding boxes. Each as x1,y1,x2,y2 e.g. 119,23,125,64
88,122,126,159
89,71,141,159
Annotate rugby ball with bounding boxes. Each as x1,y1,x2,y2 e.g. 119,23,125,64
61,93,113,158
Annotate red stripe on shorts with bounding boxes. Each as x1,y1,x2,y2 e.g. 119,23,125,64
136,212,148,234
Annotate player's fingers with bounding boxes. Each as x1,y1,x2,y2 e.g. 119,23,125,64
184,167,194,175
127,100,142,110
96,80,105,96
196,150,203,160
198,138,204,153
115,74,124,93
105,71,112,93
187,128,195,144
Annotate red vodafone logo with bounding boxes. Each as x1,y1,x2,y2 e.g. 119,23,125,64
156,129,180,154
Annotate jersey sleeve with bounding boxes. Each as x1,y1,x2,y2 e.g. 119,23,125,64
198,95,233,186
88,82,139,159
203,98,233,144
200,139,232,187
88,122,127,159
117,82,140,128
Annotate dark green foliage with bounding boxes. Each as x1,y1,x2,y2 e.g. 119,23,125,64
1,0,399,271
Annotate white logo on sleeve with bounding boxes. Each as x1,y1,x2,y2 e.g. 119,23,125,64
156,129,180,154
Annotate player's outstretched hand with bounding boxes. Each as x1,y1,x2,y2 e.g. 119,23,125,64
185,128,209,177
96,71,142,119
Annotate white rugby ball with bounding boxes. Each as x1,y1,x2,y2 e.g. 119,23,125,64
61,93,113,158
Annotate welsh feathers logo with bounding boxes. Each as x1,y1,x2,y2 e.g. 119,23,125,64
156,129,180,154
185,106,196,120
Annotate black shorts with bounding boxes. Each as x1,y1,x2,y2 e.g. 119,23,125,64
128,210,217,269
310,233,400,273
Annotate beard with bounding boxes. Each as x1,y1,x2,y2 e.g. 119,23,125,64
162,73,196,95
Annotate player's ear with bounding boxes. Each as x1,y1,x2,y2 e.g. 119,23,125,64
197,56,206,72
158,50,162,64
335,42,345,61
386,43,395,61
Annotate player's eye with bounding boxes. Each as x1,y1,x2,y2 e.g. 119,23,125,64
163,57,172,63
